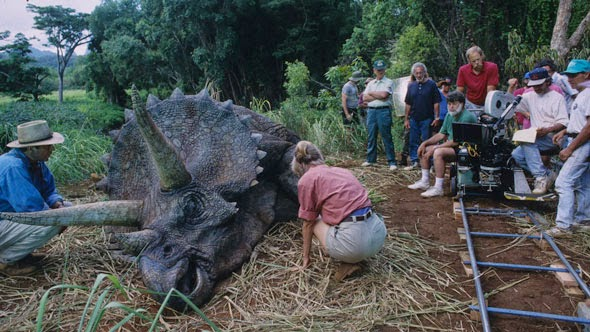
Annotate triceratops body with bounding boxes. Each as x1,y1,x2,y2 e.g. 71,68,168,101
102,88,300,308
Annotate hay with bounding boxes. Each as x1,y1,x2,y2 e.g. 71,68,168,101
0,167,474,331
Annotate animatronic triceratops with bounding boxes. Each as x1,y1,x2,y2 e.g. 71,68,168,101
1,87,300,309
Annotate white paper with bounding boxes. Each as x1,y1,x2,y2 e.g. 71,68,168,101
512,127,537,143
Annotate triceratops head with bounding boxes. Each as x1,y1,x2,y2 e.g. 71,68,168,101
1,86,299,310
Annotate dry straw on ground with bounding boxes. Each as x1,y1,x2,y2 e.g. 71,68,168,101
2,165,587,331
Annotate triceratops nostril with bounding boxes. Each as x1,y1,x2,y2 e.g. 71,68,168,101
163,245,173,256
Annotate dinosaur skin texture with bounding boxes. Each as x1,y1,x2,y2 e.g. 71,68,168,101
100,88,300,309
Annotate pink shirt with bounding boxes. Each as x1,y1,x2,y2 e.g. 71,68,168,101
457,61,499,106
297,164,371,225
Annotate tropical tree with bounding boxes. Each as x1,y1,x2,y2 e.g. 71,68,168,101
551,0,590,59
0,31,51,101
28,4,92,103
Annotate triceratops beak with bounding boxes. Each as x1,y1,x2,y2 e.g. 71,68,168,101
131,85,192,191
0,201,142,226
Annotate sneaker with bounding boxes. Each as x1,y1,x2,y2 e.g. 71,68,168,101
389,165,398,171
408,180,430,190
532,176,548,195
361,161,375,167
403,162,419,171
421,186,444,197
545,226,572,238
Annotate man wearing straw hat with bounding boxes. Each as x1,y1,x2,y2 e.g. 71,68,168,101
0,120,68,275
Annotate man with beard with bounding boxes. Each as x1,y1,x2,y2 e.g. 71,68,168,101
407,91,477,197
402,62,441,170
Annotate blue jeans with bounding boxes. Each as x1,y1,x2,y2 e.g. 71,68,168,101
366,108,396,165
555,140,590,229
409,118,432,163
511,135,555,177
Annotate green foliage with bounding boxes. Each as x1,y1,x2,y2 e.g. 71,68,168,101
87,0,358,106
0,90,124,183
36,273,220,332
0,32,52,101
390,23,441,78
283,60,311,99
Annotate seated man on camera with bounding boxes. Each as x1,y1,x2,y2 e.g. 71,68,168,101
407,91,477,197
511,68,568,195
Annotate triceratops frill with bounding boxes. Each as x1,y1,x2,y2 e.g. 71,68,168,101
1,87,300,309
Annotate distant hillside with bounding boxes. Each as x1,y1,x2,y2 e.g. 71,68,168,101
30,47,78,69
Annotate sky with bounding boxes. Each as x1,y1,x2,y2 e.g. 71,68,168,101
0,0,101,54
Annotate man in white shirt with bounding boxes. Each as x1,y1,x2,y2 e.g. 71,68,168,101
512,67,568,194
547,59,590,236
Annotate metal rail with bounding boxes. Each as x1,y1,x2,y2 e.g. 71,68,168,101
458,197,491,332
458,203,590,329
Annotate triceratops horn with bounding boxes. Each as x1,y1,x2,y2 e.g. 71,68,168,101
115,229,159,256
0,201,143,226
147,94,161,108
131,85,192,191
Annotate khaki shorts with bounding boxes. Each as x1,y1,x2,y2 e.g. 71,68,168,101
325,213,386,263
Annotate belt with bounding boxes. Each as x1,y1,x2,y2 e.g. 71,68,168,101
343,208,373,223
368,106,390,110
567,132,579,138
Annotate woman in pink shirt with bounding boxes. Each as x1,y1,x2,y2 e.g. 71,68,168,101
292,141,386,280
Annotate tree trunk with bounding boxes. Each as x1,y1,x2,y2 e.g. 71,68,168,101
551,0,590,60
58,68,64,104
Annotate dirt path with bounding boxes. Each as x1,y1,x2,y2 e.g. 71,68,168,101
374,167,589,331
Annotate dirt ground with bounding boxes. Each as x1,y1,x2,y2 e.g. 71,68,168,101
1,162,589,331
363,161,590,332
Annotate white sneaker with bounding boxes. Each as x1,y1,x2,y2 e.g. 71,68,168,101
532,176,548,194
361,161,375,167
403,162,419,171
545,226,571,237
408,180,430,190
389,165,398,171
421,186,444,197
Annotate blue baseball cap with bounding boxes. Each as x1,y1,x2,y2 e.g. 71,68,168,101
373,60,387,70
562,59,590,75
523,72,530,80
527,67,549,86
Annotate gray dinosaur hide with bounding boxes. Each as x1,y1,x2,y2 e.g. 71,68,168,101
101,88,300,309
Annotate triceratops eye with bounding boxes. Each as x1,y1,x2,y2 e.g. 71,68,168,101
182,194,205,222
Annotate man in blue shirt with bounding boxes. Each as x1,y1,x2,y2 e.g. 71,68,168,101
0,120,66,275
403,63,441,170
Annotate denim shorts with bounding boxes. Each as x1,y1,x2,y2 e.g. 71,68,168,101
325,213,386,263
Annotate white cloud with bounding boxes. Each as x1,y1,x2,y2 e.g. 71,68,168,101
0,0,101,55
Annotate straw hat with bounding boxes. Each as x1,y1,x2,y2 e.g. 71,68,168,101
7,120,64,148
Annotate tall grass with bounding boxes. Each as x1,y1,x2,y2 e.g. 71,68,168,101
268,98,405,161
0,90,124,183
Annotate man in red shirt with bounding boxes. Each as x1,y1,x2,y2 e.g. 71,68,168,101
456,46,499,109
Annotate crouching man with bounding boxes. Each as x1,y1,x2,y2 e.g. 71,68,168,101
407,91,477,197
547,59,590,236
0,120,69,275
511,67,568,194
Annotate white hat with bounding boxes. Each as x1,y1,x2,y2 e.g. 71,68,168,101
7,120,64,148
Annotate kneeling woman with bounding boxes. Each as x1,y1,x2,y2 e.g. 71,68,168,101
292,141,387,279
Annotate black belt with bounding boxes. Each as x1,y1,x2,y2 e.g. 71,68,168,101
343,209,373,222
369,106,390,110
567,133,578,138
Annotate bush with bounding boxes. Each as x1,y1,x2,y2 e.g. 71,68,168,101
0,90,124,183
